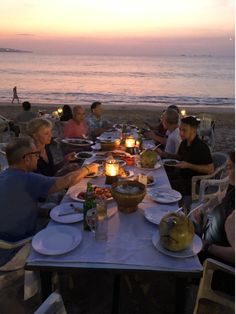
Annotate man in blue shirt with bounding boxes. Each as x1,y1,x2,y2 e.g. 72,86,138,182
86,101,112,139
0,137,98,267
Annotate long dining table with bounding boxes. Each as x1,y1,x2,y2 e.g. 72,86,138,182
26,157,203,313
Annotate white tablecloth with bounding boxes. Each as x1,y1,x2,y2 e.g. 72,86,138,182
27,164,202,273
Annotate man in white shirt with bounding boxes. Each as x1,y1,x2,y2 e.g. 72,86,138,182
161,108,181,154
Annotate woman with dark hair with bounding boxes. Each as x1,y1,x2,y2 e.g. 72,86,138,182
60,105,73,121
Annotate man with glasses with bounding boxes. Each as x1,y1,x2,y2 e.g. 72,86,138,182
0,137,98,269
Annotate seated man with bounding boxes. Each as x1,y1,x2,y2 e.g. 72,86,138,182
86,101,112,139
144,105,180,148
15,101,37,123
157,108,181,154
63,105,88,138
158,116,214,197
0,137,97,269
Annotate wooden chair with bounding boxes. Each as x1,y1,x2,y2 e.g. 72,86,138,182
193,258,235,314
34,291,67,314
191,152,228,203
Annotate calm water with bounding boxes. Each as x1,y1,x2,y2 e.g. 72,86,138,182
0,53,234,107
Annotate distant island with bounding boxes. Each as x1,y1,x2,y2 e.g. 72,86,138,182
0,48,32,53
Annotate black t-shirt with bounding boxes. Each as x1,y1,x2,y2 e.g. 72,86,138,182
35,145,55,177
178,135,213,179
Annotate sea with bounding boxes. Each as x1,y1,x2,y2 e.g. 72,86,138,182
0,53,234,108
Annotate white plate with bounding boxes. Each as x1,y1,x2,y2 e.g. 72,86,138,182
91,143,101,150
136,163,161,171
50,203,83,224
61,138,93,147
143,206,169,225
148,188,182,204
162,159,180,167
32,225,82,255
152,232,202,258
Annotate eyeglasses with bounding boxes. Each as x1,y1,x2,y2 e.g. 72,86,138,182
22,151,41,159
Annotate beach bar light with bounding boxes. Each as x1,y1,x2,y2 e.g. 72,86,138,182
105,159,119,185
57,108,63,116
125,135,136,155
181,109,187,117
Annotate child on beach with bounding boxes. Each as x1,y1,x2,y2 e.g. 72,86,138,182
11,86,20,104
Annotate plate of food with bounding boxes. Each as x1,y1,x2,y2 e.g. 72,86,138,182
162,159,180,167
148,188,182,204
61,138,94,147
152,232,202,258
118,167,134,179
134,174,156,186
70,186,113,202
75,151,94,160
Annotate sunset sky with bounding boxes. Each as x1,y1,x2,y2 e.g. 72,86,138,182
0,0,234,55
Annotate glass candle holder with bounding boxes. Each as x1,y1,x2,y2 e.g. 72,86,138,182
125,136,135,155
105,159,119,184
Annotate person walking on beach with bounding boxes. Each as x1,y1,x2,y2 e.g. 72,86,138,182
11,86,20,104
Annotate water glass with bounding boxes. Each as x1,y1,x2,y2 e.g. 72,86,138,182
95,200,108,242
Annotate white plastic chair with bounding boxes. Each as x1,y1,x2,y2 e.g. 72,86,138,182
191,152,228,202
193,258,234,314
34,292,67,314
0,150,8,171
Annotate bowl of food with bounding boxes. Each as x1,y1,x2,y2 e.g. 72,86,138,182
75,151,94,160
111,181,146,213
100,140,116,151
162,159,179,172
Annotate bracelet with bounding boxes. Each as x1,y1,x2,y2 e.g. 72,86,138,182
83,165,90,174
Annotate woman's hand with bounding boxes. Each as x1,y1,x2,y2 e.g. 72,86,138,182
65,152,77,162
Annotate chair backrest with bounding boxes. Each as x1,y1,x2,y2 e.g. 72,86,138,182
0,150,8,171
212,152,228,179
193,258,235,314
34,292,67,314
54,121,66,139
198,113,215,131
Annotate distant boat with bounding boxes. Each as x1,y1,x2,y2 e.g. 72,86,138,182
0,48,32,53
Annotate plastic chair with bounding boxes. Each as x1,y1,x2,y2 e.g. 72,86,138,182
191,152,228,202
197,113,215,150
34,292,67,314
0,150,8,171
0,236,32,290
193,258,235,314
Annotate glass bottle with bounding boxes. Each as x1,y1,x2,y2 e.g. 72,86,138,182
83,182,96,231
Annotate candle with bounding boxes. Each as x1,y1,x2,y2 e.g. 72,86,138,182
57,108,63,116
105,159,119,184
125,136,135,148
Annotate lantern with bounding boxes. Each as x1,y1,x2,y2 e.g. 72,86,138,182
181,109,186,117
57,108,63,116
125,135,135,155
105,159,119,184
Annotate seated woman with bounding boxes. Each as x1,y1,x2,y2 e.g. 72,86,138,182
27,118,77,176
195,151,235,266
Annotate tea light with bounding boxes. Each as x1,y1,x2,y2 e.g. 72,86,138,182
181,109,187,117
105,159,119,184
125,135,135,155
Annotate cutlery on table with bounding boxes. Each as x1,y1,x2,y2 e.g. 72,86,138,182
58,204,83,216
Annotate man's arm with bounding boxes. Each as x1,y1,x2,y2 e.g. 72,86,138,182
48,163,98,194
176,162,214,174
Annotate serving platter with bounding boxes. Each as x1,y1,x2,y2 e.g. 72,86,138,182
61,138,94,147
148,188,182,204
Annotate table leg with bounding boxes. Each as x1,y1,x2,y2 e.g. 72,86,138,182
112,273,121,314
40,271,53,301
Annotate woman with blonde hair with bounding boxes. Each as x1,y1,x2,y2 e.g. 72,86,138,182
27,118,76,176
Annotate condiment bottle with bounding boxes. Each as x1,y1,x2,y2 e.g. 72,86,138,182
83,182,96,231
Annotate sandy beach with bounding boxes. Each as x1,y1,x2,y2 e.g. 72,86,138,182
0,102,234,153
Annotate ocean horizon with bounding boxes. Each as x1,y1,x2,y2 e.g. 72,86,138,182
0,53,234,107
